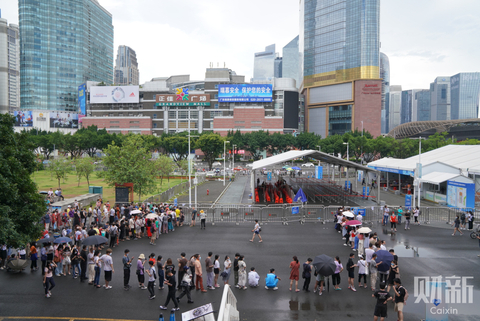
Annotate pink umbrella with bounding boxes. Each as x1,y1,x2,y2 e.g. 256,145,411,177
345,220,362,226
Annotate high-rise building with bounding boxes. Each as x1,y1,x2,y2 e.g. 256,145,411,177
114,45,139,85
450,72,480,120
0,16,20,113
413,90,431,122
253,44,277,81
380,53,390,134
282,35,301,88
19,0,114,112
430,77,450,121
274,57,283,78
300,0,382,137
388,86,402,133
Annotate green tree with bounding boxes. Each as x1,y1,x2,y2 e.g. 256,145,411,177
49,157,71,188
195,133,225,170
163,135,189,163
75,156,95,187
102,135,157,202
0,114,46,246
243,131,270,160
155,155,175,185
295,132,321,150
61,133,83,159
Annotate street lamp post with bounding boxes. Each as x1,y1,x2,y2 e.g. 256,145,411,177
224,140,230,186
188,135,199,208
232,144,237,170
343,142,349,161
361,121,364,137
316,145,321,166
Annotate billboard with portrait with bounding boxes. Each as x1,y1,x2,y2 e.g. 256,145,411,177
78,83,86,115
218,84,273,102
90,86,139,104
13,111,33,127
49,112,79,128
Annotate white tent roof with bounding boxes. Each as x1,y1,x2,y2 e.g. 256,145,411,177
368,145,480,174
252,150,376,172
420,172,472,185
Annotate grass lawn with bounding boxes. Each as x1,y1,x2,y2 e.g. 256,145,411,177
32,170,184,203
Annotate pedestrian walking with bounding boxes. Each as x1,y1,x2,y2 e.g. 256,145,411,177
237,255,247,290
289,256,300,292
372,282,392,321
122,249,134,290
452,215,464,236
145,260,156,299
30,243,38,272
302,258,313,292
205,252,215,290
393,278,408,321
157,255,164,290
250,220,262,243
332,256,343,291
404,210,411,230
357,254,368,289
177,253,188,290
159,269,179,311
43,261,57,298
176,266,194,304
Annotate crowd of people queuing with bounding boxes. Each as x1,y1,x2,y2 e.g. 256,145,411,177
1,200,423,320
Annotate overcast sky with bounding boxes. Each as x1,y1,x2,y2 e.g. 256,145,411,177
2,0,479,89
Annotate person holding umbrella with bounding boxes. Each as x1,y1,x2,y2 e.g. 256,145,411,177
312,254,336,295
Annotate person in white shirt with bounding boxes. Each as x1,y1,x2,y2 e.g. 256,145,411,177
100,248,114,289
248,267,260,287
364,243,375,263
380,241,387,251
250,220,263,243
128,217,135,240
357,255,367,288
87,247,95,284
356,213,363,222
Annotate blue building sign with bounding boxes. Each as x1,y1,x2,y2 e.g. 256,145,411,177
218,84,273,102
447,180,475,209
405,194,412,210
315,166,323,179
78,83,86,115
367,165,414,176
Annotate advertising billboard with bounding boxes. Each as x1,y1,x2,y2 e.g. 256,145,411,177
49,112,79,128
78,83,86,115
13,111,33,127
90,86,139,104
156,89,210,107
218,84,273,102
446,180,475,209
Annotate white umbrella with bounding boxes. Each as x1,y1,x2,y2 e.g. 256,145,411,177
343,211,355,218
145,213,158,219
130,209,142,215
357,227,372,234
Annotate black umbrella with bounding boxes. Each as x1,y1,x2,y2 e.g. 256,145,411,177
37,237,55,244
81,235,108,246
54,237,73,244
312,254,336,292
375,250,394,273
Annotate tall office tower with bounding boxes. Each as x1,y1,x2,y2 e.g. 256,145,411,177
430,77,451,121
253,44,277,81
300,0,382,137
450,72,480,120
114,45,139,85
413,89,431,122
0,16,20,113
282,35,301,88
388,85,402,134
380,53,390,133
274,57,283,78
19,0,114,111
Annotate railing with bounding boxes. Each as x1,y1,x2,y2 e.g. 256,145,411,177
181,204,478,227
217,284,239,321
142,175,206,204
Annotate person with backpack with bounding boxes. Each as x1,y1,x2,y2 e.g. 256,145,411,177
390,212,398,232
145,260,156,299
176,266,194,304
451,215,463,236
460,212,466,230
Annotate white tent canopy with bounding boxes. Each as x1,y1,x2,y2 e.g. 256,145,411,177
420,172,472,185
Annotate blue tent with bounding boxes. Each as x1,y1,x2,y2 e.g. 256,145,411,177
293,188,308,203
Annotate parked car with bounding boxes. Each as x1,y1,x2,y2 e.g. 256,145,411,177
212,161,222,167
302,162,315,167
246,164,254,168
206,171,216,177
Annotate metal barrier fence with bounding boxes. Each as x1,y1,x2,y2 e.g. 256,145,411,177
181,204,478,227
142,176,206,204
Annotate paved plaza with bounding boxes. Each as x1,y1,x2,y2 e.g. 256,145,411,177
1,218,480,321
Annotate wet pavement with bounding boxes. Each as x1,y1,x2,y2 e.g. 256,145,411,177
1,219,480,321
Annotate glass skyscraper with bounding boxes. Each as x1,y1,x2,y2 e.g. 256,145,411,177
282,35,301,88
252,44,276,81
450,72,480,120
114,45,139,85
300,0,380,88
430,77,450,121
19,0,114,111
380,52,389,133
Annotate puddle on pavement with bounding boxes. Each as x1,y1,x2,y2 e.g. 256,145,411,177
392,242,445,258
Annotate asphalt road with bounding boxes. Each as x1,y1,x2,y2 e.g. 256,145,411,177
1,221,480,321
